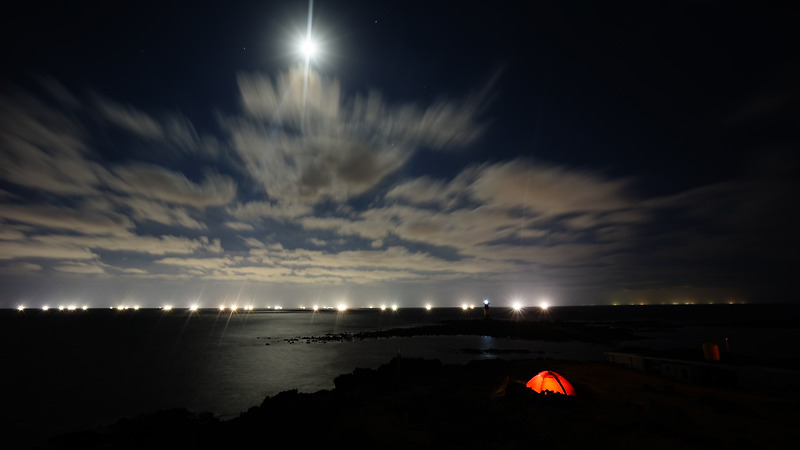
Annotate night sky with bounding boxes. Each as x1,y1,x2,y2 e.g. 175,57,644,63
1,0,798,308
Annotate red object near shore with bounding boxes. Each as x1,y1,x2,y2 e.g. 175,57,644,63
526,371,576,395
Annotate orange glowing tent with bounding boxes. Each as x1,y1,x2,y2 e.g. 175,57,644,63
525,371,576,395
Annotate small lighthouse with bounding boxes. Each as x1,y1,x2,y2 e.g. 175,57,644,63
483,298,490,318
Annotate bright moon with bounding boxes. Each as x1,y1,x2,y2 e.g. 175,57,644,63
300,39,317,59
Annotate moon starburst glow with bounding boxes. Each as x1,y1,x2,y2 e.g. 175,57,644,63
300,39,317,59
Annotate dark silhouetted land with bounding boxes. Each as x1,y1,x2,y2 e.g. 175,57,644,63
38,314,799,450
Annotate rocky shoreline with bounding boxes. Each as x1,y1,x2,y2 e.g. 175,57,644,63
285,317,646,345
29,318,800,449
40,355,799,449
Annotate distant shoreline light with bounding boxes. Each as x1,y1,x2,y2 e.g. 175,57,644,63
7,301,755,313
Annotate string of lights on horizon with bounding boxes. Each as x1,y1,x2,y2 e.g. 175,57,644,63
11,303,535,312
10,299,747,313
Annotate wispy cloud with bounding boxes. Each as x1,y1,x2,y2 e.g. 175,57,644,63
94,95,221,156
119,197,207,230
227,201,313,221
0,203,133,235
95,97,165,139
105,164,236,207
1,71,792,306
225,68,487,205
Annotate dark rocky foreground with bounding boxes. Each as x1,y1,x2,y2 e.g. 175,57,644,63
40,356,799,450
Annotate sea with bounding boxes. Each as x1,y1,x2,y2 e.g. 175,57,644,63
2,303,798,448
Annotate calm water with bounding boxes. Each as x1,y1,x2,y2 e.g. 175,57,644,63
2,304,798,447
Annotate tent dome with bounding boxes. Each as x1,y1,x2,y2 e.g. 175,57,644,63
525,370,576,395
